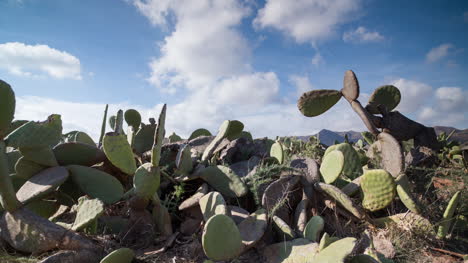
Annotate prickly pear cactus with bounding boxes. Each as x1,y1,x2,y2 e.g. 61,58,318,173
202,214,243,261
178,183,208,210
262,238,319,263
168,132,182,143
199,191,228,221
19,146,58,167
303,216,325,242
151,104,166,167
0,80,15,139
67,165,124,204
342,70,360,102
226,120,244,140
395,173,420,214
133,163,160,199
100,247,134,263
175,144,193,175
109,115,116,131
72,198,104,231
53,142,105,166
14,157,46,180
366,85,401,114
73,131,96,146
16,166,69,204
0,141,21,211
103,132,137,175
314,182,365,219
133,122,156,155
437,190,461,239
361,170,396,212
124,109,141,129
298,89,342,117
188,128,212,140
318,232,339,251
199,165,248,198
273,215,296,241
320,150,344,183
312,237,357,262
270,140,285,164
238,208,267,249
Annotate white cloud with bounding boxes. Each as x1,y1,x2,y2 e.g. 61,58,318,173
289,75,313,97
426,43,453,63
343,26,384,43
434,87,466,111
391,78,432,112
254,0,360,44
311,52,324,67
0,42,82,80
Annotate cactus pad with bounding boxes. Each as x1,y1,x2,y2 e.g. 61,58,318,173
366,85,401,114
312,237,357,262
318,232,339,251
68,165,124,204
0,142,21,212
151,104,166,167
5,115,62,149
226,120,244,140
179,183,208,210
73,131,96,146
199,165,248,198
202,214,243,261
100,248,134,263
188,128,212,140
395,173,420,214
238,208,267,249
199,191,228,221
133,122,156,155
103,132,137,175
53,142,105,166
133,163,160,199
19,146,58,167
124,109,141,129
320,150,344,184
72,198,104,231
0,80,15,139
361,169,396,211
314,183,365,219
262,238,319,263
334,143,363,179
16,166,69,204
175,144,193,175
304,216,325,242
270,141,285,164
14,157,46,180
169,132,182,143
377,132,404,178
342,70,360,102
273,215,296,241
298,89,342,117
437,191,461,239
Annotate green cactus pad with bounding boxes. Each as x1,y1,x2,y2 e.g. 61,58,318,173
437,191,461,239
240,131,253,141
14,157,46,180
169,132,182,143
133,122,156,155
133,163,160,199
199,165,248,198
67,165,124,204
372,212,433,233
298,89,342,117
124,109,141,129
199,191,228,221
152,201,173,236
24,199,59,219
270,141,285,164
238,208,267,249
395,173,420,214
16,166,69,204
19,146,58,167
342,70,360,102
5,114,62,149
0,141,21,212
226,120,244,140
179,183,208,210
175,144,193,175
0,80,15,139
202,214,243,261
312,237,357,263
361,169,396,211
202,120,230,161
98,104,108,147
366,85,401,114
334,143,363,179
262,238,319,263
314,182,365,219
294,199,309,232
114,110,124,134
320,150,344,184
151,104,166,167
318,232,339,251
377,132,404,178
73,131,96,146
103,132,137,175
188,128,212,140
304,216,325,242
53,142,105,166
72,198,104,231
273,215,296,241
100,248,134,263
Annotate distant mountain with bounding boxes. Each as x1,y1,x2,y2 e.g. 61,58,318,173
292,126,468,146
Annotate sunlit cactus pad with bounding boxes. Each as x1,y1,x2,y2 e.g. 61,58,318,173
298,89,342,117
361,169,396,211
202,214,243,261
366,85,401,114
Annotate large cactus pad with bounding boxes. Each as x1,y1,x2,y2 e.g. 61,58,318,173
202,214,243,261
361,170,396,211
298,89,342,117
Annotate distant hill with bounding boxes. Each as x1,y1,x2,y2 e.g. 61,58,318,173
293,126,468,146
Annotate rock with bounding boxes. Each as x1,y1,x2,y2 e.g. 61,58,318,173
180,217,202,236
220,137,257,164
229,156,261,178
372,233,396,259
39,249,103,263
405,146,438,168
188,136,214,158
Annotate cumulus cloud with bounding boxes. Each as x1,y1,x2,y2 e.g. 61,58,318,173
343,26,384,43
311,52,324,67
289,75,314,97
0,42,82,79
426,43,453,63
391,78,432,112
254,0,360,44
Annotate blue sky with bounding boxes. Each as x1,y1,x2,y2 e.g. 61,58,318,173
1,0,467,139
